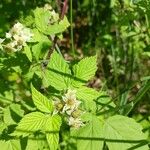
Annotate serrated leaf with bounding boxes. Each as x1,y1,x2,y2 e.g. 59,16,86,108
34,8,69,35
3,104,24,126
45,115,62,150
46,134,59,150
34,8,50,34
76,86,100,101
31,29,51,43
0,121,7,133
45,51,71,90
32,43,42,61
47,16,70,35
24,45,32,62
72,55,97,87
26,135,49,150
104,115,149,150
0,139,21,150
12,112,48,137
75,115,104,150
32,42,50,61
31,85,53,113
76,87,100,111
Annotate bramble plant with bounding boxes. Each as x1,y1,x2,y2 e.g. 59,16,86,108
0,3,149,150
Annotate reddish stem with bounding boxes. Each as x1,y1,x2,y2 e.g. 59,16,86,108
60,0,68,20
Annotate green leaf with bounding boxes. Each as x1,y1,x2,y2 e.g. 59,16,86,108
32,43,42,61
72,55,97,87
34,8,50,34
24,45,32,62
45,115,62,150
75,115,104,150
32,42,50,61
45,51,71,90
12,112,48,137
3,104,24,126
31,85,53,113
104,115,149,150
0,121,7,133
76,86,100,101
46,134,59,150
96,92,116,111
26,135,49,150
0,140,21,150
47,16,70,35
130,80,150,113
76,87,100,112
31,29,51,43
34,8,69,35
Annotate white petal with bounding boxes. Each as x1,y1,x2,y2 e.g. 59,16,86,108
6,33,12,38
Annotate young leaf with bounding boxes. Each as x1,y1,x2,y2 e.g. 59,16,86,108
76,87,100,112
72,55,97,87
12,112,48,137
75,115,104,150
45,51,71,90
34,8,69,35
31,85,53,113
45,115,62,150
47,16,70,35
31,29,51,43
104,115,149,150
76,86,100,101
34,8,50,34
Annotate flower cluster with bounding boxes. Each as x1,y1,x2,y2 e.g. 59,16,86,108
44,4,59,24
5,22,33,51
54,89,84,128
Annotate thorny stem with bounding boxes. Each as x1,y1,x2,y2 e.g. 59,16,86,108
46,0,69,63
46,36,57,61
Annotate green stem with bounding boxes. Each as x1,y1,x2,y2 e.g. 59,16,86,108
70,0,75,57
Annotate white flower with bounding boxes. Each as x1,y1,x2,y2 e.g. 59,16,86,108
5,22,33,51
8,41,17,48
68,117,84,128
12,22,24,33
21,28,33,42
51,10,59,22
44,4,59,24
44,4,52,11
62,89,81,115
16,45,23,51
6,32,12,38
